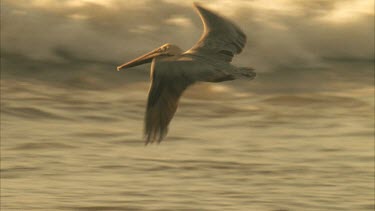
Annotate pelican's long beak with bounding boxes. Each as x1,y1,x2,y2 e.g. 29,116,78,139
117,48,163,71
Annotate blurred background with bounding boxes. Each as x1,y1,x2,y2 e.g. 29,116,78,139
1,0,374,210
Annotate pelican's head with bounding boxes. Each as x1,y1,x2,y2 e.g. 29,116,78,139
117,43,183,71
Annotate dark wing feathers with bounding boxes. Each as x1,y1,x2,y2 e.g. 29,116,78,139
185,3,247,62
144,69,193,144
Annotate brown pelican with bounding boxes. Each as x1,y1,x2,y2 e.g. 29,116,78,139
117,3,256,144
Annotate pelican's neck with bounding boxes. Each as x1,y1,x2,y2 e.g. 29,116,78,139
154,54,181,63
151,54,181,73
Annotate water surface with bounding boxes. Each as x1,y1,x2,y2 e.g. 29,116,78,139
1,62,374,211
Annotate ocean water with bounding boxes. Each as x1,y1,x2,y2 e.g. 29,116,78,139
1,62,374,211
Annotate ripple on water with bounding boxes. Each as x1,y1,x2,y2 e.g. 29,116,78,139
12,142,75,150
263,94,368,108
2,106,71,120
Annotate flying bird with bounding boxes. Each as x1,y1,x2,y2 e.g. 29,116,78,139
117,3,256,144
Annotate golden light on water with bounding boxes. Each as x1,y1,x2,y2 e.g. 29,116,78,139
10,0,375,23
33,0,115,8
319,0,375,23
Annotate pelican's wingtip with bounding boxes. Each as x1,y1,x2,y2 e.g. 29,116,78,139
193,2,210,12
193,2,202,8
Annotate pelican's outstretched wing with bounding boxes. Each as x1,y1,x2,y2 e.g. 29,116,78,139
185,3,247,62
144,66,194,144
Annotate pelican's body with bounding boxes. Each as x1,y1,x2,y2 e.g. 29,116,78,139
117,3,256,144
